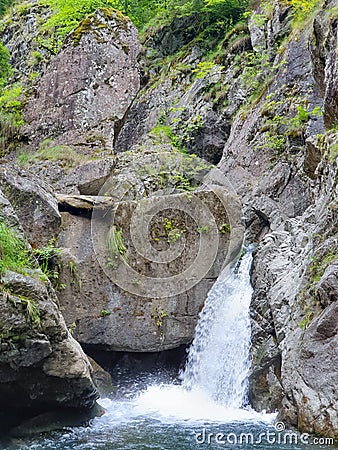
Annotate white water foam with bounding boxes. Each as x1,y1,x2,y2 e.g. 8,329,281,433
93,387,275,427
132,384,275,424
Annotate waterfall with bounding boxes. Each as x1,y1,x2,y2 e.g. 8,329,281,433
132,248,265,423
180,248,253,409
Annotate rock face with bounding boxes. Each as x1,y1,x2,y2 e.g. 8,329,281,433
70,158,115,195
24,8,141,151
215,0,338,438
0,192,99,433
311,4,338,128
281,300,338,436
1,0,337,439
0,2,52,83
115,32,253,163
0,164,61,247
56,187,243,352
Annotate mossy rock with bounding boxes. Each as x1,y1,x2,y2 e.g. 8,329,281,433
72,8,130,46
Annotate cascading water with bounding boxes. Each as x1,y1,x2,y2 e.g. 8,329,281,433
180,248,253,408
131,248,259,422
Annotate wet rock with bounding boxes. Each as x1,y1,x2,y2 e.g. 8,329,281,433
280,301,338,438
10,403,105,437
87,356,113,396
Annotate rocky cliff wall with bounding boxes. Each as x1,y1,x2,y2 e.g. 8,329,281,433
217,0,338,437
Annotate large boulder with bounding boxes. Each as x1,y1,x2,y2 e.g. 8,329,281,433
24,8,141,151
62,158,115,195
56,188,243,352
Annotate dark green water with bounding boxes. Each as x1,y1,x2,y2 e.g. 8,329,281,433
3,420,337,450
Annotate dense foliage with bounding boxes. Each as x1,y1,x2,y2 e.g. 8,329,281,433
41,0,249,34
40,0,121,39
288,0,320,13
0,0,12,17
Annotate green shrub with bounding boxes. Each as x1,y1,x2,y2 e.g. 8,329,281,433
288,0,320,14
41,0,122,40
0,112,18,155
0,0,13,17
287,105,322,135
33,238,62,280
149,124,182,150
40,0,249,38
0,84,24,154
106,226,127,269
192,61,215,79
309,249,336,283
0,42,12,88
8,294,41,325
328,143,338,163
287,0,321,29
0,84,23,126
203,0,248,23
0,220,31,275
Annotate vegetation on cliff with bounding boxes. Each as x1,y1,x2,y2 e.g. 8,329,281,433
40,0,249,34
0,220,30,275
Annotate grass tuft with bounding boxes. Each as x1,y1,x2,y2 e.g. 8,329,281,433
0,220,32,276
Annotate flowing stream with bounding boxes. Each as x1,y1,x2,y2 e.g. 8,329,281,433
1,250,333,449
